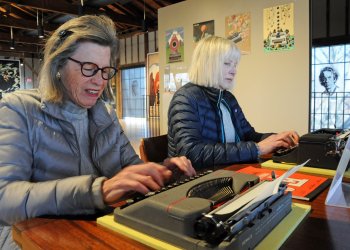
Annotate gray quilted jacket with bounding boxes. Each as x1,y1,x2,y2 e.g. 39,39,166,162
0,89,141,249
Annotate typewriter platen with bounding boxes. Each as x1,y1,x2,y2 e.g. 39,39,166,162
113,170,292,250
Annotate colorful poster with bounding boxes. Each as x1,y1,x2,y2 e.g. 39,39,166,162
166,27,184,63
147,52,159,117
0,59,20,99
164,64,189,93
263,3,294,52
225,13,251,53
193,20,214,43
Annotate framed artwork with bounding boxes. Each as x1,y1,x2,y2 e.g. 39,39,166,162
225,13,251,54
146,52,159,117
166,27,184,63
310,44,350,131
0,59,20,99
193,20,214,43
263,3,294,52
164,64,189,93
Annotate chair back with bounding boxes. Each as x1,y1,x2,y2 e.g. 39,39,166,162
139,134,168,162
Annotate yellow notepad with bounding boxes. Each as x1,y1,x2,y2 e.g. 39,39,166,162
97,203,311,250
261,160,350,178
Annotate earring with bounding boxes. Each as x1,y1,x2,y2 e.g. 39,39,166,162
56,72,61,80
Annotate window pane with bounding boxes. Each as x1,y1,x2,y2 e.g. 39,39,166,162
310,44,350,131
121,67,146,118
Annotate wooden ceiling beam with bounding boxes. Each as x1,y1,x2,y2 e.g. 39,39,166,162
0,32,44,45
10,3,36,18
145,0,162,10
132,1,157,19
0,16,58,31
0,50,38,58
1,0,140,26
0,42,42,54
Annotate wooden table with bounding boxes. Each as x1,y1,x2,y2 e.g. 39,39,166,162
13,164,350,250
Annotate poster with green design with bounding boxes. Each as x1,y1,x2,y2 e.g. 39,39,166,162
263,3,294,52
166,27,184,63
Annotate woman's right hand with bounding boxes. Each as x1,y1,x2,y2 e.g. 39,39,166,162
257,130,299,155
101,163,172,205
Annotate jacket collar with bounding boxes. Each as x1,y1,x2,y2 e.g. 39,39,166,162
40,98,113,129
195,83,227,104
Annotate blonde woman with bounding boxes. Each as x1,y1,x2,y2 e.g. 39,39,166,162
168,36,299,169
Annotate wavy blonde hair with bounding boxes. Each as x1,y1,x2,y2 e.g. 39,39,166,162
188,36,241,88
39,15,118,103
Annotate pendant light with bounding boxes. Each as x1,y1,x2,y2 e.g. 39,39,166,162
142,0,148,32
37,9,44,39
10,27,15,50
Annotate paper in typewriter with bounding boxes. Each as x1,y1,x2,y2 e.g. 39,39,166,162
326,137,350,208
216,159,310,215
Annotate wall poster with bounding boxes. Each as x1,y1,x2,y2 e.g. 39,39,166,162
193,20,214,43
147,52,159,117
263,3,294,52
166,27,184,63
225,12,251,53
0,59,20,99
164,64,189,93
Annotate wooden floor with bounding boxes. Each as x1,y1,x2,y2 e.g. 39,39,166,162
119,117,160,156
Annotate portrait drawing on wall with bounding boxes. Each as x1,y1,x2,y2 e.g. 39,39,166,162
311,44,350,131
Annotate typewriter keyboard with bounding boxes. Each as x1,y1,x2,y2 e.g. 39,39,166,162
121,170,213,208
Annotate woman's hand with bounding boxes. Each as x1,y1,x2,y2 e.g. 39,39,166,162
258,130,299,155
163,156,196,176
102,162,172,205
101,156,195,205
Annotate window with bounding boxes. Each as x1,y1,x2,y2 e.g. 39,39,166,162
121,67,146,118
310,44,350,131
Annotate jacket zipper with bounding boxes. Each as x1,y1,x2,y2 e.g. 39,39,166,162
216,90,225,143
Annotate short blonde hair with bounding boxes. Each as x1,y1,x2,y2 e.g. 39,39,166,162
39,15,118,103
188,36,241,88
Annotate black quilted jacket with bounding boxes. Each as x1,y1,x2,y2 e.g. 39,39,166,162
167,83,272,169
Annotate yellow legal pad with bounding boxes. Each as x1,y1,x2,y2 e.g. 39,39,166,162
97,203,311,250
261,160,350,178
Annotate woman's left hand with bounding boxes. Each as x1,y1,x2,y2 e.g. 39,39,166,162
163,156,196,176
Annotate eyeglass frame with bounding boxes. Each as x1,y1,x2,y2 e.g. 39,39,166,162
67,57,117,80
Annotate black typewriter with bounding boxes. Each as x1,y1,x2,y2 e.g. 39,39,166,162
114,170,292,250
272,128,350,170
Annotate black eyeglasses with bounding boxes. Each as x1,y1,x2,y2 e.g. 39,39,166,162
68,57,117,80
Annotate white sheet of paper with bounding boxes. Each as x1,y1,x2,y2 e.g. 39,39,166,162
215,159,310,215
326,138,350,206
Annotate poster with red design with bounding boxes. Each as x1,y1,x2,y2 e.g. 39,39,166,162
146,52,159,117
166,27,184,63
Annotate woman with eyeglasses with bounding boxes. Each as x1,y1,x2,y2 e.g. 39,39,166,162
0,15,195,249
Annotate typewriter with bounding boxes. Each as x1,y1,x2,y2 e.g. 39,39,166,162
272,128,350,170
114,170,292,250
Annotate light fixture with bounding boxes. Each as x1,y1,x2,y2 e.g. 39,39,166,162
78,0,84,16
37,9,44,39
20,58,24,66
10,27,15,50
142,0,148,32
